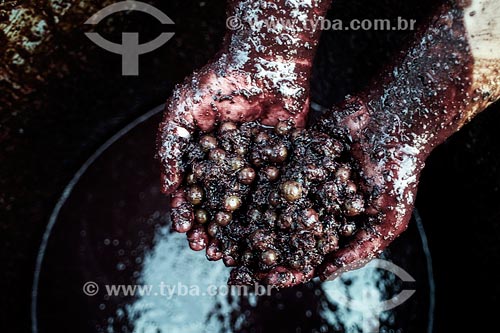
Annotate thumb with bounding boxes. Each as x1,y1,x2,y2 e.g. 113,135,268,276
157,118,192,195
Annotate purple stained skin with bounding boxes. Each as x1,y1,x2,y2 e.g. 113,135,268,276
157,0,333,195
159,1,500,287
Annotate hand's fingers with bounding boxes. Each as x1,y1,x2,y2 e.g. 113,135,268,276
169,188,194,233
206,239,223,261
262,266,315,288
157,118,192,195
259,96,310,129
187,225,208,251
318,197,413,280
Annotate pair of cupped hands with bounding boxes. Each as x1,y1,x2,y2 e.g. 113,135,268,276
157,0,499,285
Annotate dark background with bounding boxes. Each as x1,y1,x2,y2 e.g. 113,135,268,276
1,0,499,331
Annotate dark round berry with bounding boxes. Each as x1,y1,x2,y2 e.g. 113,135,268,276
209,148,227,164
186,185,204,205
270,144,288,163
199,135,217,151
207,221,220,237
268,191,281,206
238,167,256,185
263,166,280,182
345,196,365,216
301,208,319,229
229,156,244,170
281,181,303,202
194,209,208,224
275,120,293,135
305,164,326,182
261,250,278,266
224,195,242,211
215,211,232,226
262,146,274,157
340,222,357,237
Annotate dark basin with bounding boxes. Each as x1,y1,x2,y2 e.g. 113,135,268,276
33,106,434,333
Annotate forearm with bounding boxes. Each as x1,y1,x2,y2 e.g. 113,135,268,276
314,1,499,279
225,0,332,73
327,1,500,159
225,0,331,105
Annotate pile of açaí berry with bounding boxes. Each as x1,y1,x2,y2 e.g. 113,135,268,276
175,120,382,286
